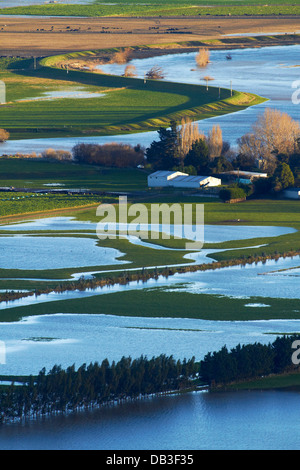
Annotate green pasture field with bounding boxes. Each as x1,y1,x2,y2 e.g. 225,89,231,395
225,372,300,390
0,56,264,140
0,158,149,192
0,191,105,218
0,0,299,17
1,288,300,323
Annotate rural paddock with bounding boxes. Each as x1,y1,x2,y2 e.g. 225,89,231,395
0,15,300,56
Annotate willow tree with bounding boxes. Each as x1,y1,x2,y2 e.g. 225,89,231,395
238,109,300,173
123,65,137,77
196,48,210,67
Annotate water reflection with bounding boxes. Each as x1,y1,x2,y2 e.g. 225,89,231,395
0,390,300,449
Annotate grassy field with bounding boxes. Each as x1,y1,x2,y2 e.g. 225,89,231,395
0,158,148,192
0,191,104,218
0,1,299,17
0,55,264,140
225,372,300,390
1,288,300,323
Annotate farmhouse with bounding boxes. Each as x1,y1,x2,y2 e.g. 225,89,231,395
147,171,221,189
283,188,300,200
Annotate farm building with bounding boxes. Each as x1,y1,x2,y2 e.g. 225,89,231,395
219,170,268,184
171,175,221,188
147,171,221,189
147,171,188,188
283,188,300,199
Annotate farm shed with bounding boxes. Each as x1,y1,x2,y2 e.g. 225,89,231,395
171,175,221,188
147,171,188,188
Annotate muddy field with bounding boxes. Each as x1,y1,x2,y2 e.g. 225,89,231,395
0,15,300,56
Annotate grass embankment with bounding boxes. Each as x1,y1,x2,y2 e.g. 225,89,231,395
0,1,299,17
0,54,264,140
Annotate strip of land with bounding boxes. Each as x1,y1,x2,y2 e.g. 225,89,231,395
0,16,299,56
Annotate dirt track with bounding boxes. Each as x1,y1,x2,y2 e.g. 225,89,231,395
0,15,300,56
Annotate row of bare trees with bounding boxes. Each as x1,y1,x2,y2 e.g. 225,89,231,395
177,117,224,164
178,109,300,174
118,47,210,79
72,142,145,167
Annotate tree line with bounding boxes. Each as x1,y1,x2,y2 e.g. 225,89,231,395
2,107,299,195
0,333,300,423
0,354,197,423
72,142,145,168
200,334,300,386
2,248,300,305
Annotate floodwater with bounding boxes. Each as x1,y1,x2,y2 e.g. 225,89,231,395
98,45,300,145
1,44,299,154
1,253,300,310
2,313,300,376
0,235,127,269
0,43,299,448
1,389,300,450
0,215,295,244
17,89,105,102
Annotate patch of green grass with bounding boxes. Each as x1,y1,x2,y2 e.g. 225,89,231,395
226,372,300,390
0,191,104,218
0,2,299,17
2,289,300,323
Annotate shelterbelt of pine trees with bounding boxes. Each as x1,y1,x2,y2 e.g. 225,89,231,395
0,335,299,423
200,334,300,387
0,355,197,424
